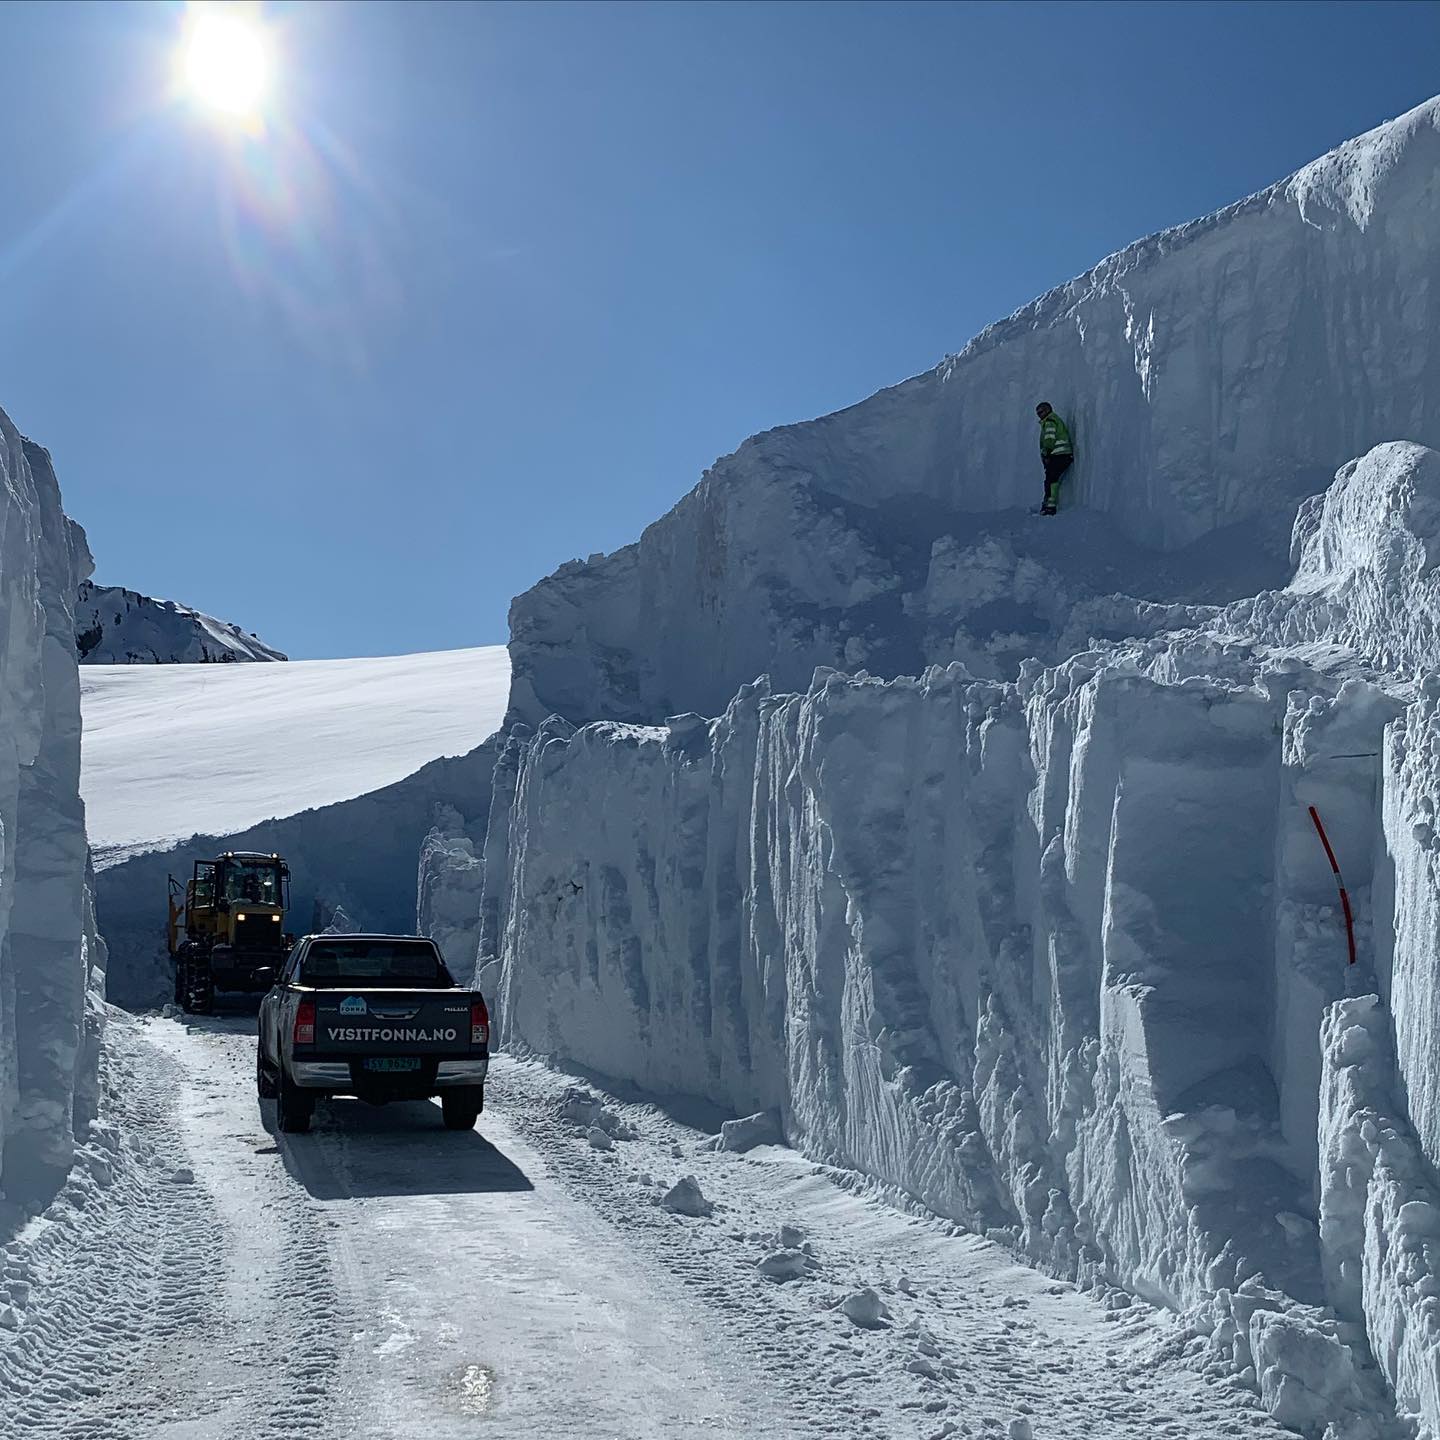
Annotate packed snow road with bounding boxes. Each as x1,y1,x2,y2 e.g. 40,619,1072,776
1,1010,1290,1440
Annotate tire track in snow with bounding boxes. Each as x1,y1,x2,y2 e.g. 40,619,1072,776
0,1018,229,1439
21,1012,796,1440
0,1012,357,1440
145,1013,356,1440
3,1019,1298,1440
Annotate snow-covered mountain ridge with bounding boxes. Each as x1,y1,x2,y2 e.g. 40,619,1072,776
457,99,1440,1439
76,581,286,664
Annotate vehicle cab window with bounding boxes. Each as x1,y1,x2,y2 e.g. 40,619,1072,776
281,942,307,985
222,859,282,906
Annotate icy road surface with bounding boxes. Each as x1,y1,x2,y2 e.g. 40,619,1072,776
79,646,510,861
0,1011,1290,1440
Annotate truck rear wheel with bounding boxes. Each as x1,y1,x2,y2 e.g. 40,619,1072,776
277,1068,313,1134
441,1089,482,1131
256,1042,278,1100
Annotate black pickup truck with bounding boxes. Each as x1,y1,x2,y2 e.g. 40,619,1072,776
256,934,489,1134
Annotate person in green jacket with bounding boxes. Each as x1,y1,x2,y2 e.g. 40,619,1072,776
1035,401,1073,516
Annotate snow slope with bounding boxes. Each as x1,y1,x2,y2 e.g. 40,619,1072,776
76,581,287,664
506,98,1440,727
0,413,104,1213
458,100,1440,1440
83,648,510,1008
0,1008,1292,1440
80,646,509,862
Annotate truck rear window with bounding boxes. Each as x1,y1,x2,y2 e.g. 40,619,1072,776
300,940,453,989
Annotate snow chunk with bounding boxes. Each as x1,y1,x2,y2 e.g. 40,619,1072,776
756,1250,815,1282
716,1110,783,1154
320,905,360,936
1318,994,1440,1435
1252,1310,1367,1436
839,1288,891,1330
559,1087,637,1142
661,1176,713,1218
1241,443,1440,675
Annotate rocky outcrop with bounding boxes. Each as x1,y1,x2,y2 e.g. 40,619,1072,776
76,581,285,664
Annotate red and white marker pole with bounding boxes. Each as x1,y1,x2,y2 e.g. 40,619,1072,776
1308,805,1357,966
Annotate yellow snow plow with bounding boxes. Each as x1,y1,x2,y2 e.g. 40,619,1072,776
167,851,292,1013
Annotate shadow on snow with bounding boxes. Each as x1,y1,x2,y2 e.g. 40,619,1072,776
264,1095,534,1202
154,997,535,1200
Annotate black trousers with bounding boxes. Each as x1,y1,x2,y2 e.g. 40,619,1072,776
1042,453,1073,510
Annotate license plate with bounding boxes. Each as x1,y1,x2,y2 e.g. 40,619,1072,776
362,1058,421,1073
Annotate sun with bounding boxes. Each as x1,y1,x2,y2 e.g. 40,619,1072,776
180,4,272,122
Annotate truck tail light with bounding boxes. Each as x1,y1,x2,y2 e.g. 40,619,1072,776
294,997,316,1047
471,997,490,1047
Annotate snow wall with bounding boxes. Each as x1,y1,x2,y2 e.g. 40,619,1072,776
470,94,1440,1440
484,445,1440,1438
0,413,105,1211
507,98,1440,728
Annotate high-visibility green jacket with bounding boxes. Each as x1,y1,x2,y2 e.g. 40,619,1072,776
1039,412,1073,457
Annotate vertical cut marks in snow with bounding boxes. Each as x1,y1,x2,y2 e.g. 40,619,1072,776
1375,675,1440,1167
1319,994,1440,1437
481,611,1440,1435
487,660,1329,1301
80,646,511,860
0,417,103,1210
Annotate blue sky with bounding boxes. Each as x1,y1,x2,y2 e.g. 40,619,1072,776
2,1,1436,659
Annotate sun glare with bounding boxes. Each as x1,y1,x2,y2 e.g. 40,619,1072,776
180,5,272,122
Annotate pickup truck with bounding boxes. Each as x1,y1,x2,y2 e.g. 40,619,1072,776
256,933,489,1134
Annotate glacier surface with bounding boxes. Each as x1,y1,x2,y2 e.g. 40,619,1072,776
80,646,510,863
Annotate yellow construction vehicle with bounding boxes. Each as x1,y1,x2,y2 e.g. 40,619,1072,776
167,852,293,1013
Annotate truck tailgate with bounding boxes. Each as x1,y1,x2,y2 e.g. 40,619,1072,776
313,991,473,1054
